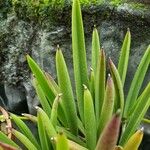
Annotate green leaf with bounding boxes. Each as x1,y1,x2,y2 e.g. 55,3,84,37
95,49,106,121
50,94,61,128
118,28,131,86
10,114,40,150
142,118,150,124
77,117,85,136
45,72,60,95
37,109,50,150
36,107,57,139
12,129,38,150
119,83,150,146
72,0,89,120
21,114,37,123
0,131,19,148
33,78,51,117
98,74,115,135
56,126,85,146
27,55,67,127
109,58,124,115
56,132,69,150
26,55,55,105
83,85,96,150
124,45,150,117
92,26,100,74
89,68,95,99
56,48,78,135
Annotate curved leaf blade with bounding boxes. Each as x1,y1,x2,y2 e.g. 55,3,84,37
56,133,69,150
118,29,131,86
36,107,57,138
72,0,89,120
123,128,143,150
26,55,55,105
10,114,40,150
95,49,106,121
96,111,121,150
56,48,78,135
37,110,50,150
109,58,124,115
124,45,150,117
12,129,37,150
98,74,115,135
120,83,150,146
92,27,100,74
33,78,51,117
0,131,19,149
84,85,96,150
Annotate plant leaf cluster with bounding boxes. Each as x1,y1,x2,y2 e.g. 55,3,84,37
0,0,150,149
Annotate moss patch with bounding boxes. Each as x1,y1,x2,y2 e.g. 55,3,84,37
1,0,150,24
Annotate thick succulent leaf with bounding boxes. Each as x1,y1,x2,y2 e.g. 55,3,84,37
36,107,57,138
84,85,96,150
92,27,100,74
98,74,115,135
26,55,55,105
72,0,89,120
57,126,85,146
123,128,143,150
95,49,106,121
119,83,150,146
0,131,19,149
10,114,40,149
37,110,50,150
56,48,78,135
12,129,37,150
118,29,131,86
109,58,124,115
56,133,69,150
33,78,51,117
96,111,121,150
124,45,150,117
89,68,95,99
50,94,61,128
52,133,87,150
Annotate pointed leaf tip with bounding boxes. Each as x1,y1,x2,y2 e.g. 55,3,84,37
57,44,60,48
123,128,144,150
90,67,93,71
116,109,121,116
83,84,88,90
96,112,121,150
